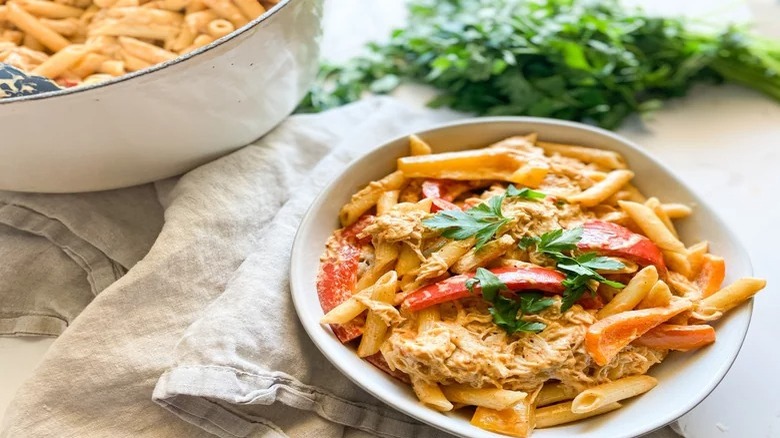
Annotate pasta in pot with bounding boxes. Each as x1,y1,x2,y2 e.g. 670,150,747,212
0,0,278,88
316,133,767,437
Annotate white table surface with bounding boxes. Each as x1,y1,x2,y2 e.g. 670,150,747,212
2,1,779,437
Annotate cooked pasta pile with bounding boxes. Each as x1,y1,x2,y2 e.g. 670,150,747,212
316,134,766,437
0,0,277,87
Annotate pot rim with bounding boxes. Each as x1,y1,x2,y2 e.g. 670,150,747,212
0,0,292,106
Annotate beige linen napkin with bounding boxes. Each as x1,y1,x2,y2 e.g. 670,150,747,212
0,97,681,438
0,186,163,336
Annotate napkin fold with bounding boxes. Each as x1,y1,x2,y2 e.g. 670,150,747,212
0,97,680,438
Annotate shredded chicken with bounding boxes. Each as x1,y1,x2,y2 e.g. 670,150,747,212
382,298,605,392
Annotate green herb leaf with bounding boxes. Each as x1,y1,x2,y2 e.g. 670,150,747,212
469,268,548,334
423,195,509,250
519,292,555,314
506,184,546,201
523,227,626,312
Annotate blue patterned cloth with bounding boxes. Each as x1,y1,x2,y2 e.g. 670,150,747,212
0,63,61,99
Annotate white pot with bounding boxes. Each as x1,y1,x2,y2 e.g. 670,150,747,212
0,0,324,193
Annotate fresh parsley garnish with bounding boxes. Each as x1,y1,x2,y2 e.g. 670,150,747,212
522,227,625,312
506,184,546,201
424,186,545,250
468,268,554,334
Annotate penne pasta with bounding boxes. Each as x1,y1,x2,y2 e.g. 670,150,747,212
571,376,657,414
376,189,400,216
409,134,432,156
471,398,534,438
567,170,634,207
692,277,766,322
355,242,400,292
201,0,247,28
6,2,71,51
417,237,476,280
451,234,514,274
205,18,234,39
535,401,622,428
637,280,672,309
31,43,86,77
416,306,440,332
536,141,626,169
618,200,686,253
535,383,578,407
320,271,397,325
357,272,397,357
232,0,265,21
597,265,658,319
441,385,527,410
339,170,406,226
397,149,528,185
412,376,453,412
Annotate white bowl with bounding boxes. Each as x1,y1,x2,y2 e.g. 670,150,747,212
290,118,754,438
0,0,323,193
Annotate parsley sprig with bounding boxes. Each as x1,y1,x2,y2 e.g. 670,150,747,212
520,228,625,311
423,185,545,250
466,268,554,334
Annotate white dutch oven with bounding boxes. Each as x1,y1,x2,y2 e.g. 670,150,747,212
0,0,323,193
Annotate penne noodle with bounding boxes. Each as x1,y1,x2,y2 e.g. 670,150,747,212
646,197,678,238
397,149,527,185
441,384,527,410
661,203,693,219
535,401,622,428
416,306,440,332
31,43,86,77
535,383,578,407
411,376,453,412
339,170,406,227
376,189,400,216
395,244,422,277
692,277,767,322
201,0,247,28
568,169,634,207
664,250,693,279
637,280,672,309
471,398,534,437
687,241,709,276
571,376,657,414
118,36,177,64
355,242,400,292
120,50,152,71
409,134,432,156
417,237,476,281
451,234,514,274
618,200,686,253
40,17,80,36
232,0,265,21
16,0,84,19
6,2,71,51
536,141,627,169
22,32,45,51
70,52,107,78
357,272,397,357
597,265,658,319
205,18,234,39
320,271,397,325
98,59,124,76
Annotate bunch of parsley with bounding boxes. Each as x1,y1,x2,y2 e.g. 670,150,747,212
298,0,780,129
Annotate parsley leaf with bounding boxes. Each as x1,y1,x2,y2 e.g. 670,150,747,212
423,195,509,250
469,268,552,334
506,185,546,201
522,227,626,312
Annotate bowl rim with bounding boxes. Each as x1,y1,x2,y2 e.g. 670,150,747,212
290,116,754,438
0,0,293,105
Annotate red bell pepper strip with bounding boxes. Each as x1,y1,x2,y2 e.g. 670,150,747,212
316,215,374,343
402,266,566,312
578,220,667,275
422,179,471,212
